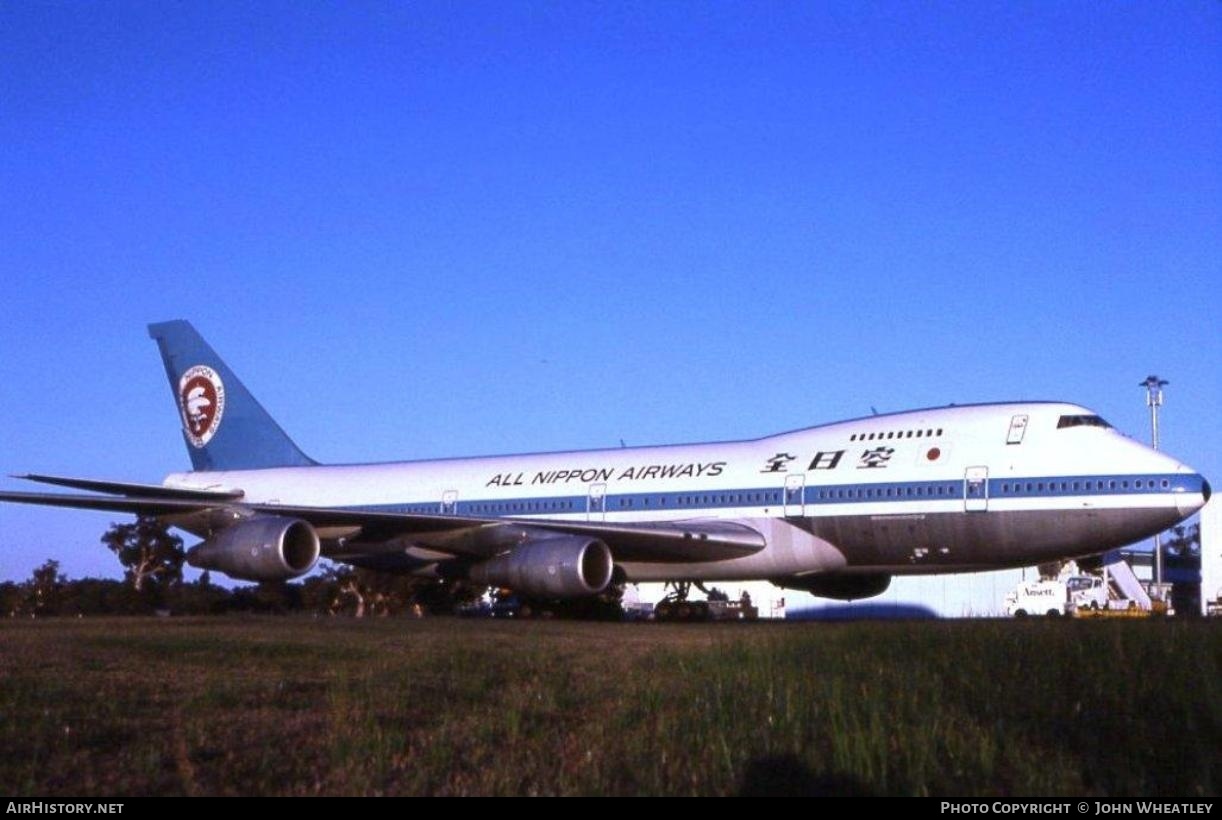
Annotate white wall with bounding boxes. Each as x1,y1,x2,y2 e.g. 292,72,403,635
1200,499,1220,616
629,569,1028,619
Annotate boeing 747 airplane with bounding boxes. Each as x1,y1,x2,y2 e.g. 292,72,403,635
0,321,1210,602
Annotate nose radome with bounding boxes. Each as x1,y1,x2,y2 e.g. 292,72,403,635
1176,472,1210,517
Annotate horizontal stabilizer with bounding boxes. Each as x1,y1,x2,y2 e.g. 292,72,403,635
0,490,223,517
16,474,244,501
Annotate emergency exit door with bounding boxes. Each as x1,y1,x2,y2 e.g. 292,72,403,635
964,467,988,512
784,474,805,516
588,483,607,522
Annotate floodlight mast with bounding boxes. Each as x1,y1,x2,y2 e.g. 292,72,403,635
1141,375,1169,592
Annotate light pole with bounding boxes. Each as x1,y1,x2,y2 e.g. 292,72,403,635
1141,375,1168,593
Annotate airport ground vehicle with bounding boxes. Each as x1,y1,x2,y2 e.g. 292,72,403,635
653,597,759,622
1004,575,1109,617
651,582,759,621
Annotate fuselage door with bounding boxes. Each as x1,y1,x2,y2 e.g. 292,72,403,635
587,483,607,522
1006,414,1029,445
784,473,805,517
964,467,988,512
441,490,458,516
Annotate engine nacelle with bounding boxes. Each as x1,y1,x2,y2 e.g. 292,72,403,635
468,536,614,599
187,516,321,582
772,573,892,601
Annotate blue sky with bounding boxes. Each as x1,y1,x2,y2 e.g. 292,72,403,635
1,2,1218,584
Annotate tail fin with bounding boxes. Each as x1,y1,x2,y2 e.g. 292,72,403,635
148,320,317,472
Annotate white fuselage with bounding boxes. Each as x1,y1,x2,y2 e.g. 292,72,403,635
164,402,1209,583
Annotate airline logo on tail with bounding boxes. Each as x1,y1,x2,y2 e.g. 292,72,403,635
177,365,225,447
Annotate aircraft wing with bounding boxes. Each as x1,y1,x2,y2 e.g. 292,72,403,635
463,518,764,562
0,487,764,563
290,507,765,562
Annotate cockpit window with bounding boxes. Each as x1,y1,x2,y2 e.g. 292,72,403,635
1056,415,1112,430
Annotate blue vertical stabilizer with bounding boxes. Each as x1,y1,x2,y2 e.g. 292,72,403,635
147,320,317,472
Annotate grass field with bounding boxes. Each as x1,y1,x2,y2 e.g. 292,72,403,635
0,616,1218,796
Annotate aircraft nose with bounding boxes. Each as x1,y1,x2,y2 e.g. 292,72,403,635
1175,471,1210,517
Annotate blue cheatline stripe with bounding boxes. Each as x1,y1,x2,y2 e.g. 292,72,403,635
347,472,1202,518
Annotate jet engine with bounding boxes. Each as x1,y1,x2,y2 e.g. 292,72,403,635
468,536,613,599
187,515,321,582
772,573,892,601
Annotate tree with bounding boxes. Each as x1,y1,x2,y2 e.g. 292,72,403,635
1165,523,1201,557
27,559,66,616
0,581,25,617
303,563,485,616
101,517,184,595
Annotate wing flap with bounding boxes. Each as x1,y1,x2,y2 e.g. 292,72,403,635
509,519,764,562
